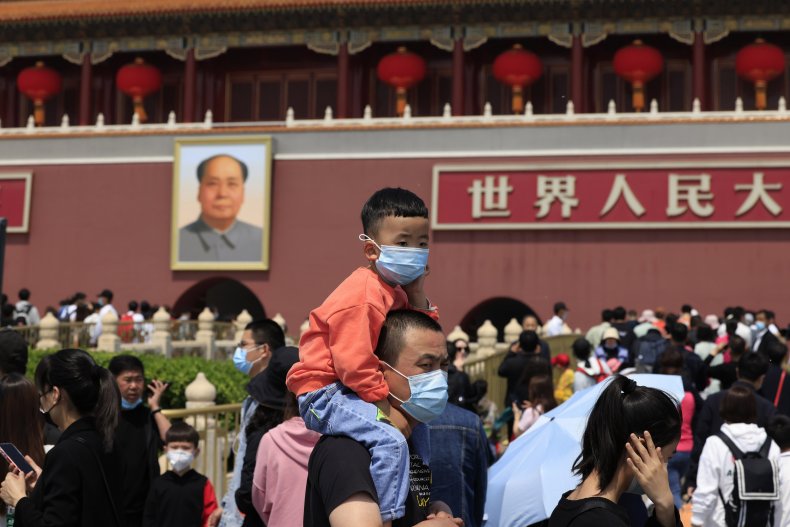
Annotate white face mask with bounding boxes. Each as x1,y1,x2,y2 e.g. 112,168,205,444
166,449,194,473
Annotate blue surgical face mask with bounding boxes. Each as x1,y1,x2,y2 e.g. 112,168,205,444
121,397,143,410
755,321,766,331
384,362,448,423
359,234,429,286
233,346,253,375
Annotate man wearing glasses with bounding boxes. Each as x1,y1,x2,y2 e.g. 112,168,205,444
219,319,286,527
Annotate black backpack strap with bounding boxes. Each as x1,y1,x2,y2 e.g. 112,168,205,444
74,437,122,527
758,436,773,458
715,431,746,460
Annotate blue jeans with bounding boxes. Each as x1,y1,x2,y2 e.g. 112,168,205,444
299,382,409,521
667,450,691,509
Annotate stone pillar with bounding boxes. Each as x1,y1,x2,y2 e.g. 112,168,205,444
693,31,706,110
36,312,60,349
196,308,216,360
234,309,252,342
476,320,498,357
452,38,465,116
183,48,196,122
97,311,121,352
79,53,92,126
571,34,584,113
151,307,172,357
446,325,470,344
184,373,220,478
336,41,350,118
504,318,522,345
272,313,287,332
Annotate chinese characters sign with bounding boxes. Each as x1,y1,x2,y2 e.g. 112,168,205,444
431,162,790,230
0,172,32,233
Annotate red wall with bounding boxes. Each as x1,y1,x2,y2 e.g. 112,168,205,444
6,156,790,335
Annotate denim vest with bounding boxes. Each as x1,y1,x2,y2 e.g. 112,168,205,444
218,397,258,527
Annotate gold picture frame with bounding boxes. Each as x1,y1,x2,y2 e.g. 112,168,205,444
0,172,33,233
170,135,272,270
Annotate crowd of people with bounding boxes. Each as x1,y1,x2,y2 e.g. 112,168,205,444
0,186,788,527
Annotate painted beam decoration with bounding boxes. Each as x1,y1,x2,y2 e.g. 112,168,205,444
432,159,789,229
0,172,33,233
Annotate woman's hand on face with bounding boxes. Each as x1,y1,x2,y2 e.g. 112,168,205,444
625,431,676,526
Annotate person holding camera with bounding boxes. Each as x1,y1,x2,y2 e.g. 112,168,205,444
109,355,172,527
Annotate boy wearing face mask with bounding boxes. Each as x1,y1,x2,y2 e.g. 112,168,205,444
143,422,221,527
286,187,441,523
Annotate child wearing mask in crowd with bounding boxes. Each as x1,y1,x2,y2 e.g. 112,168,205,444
142,422,221,527
286,187,441,523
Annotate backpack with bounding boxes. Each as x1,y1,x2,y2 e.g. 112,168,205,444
576,358,610,383
634,334,667,373
715,431,779,527
14,303,32,325
117,313,135,342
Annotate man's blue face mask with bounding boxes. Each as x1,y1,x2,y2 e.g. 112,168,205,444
359,234,429,286
382,362,448,423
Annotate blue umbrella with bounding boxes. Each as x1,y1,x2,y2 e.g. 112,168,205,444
485,374,684,527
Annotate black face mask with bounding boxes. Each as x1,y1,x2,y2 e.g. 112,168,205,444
40,392,58,428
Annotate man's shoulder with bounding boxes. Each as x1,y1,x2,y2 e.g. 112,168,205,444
181,219,210,234
234,220,263,236
430,403,482,430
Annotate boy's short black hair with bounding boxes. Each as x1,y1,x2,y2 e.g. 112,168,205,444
766,415,790,450
166,421,200,447
361,188,428,236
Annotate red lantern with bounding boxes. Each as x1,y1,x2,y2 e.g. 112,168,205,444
492,44,543,114
613,40,664,112
377,47,426,116
736,39,785,110
17,62,62,126
116,57,162,122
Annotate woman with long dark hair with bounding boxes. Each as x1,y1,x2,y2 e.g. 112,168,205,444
0,349,122,527
512,374,557,437
0,374,46,525
549,375,683,527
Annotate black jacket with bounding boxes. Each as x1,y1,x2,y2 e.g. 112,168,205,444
15,417,123,527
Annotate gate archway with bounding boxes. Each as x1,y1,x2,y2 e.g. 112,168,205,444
172,278,266,321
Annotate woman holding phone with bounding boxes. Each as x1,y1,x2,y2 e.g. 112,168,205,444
549,375,684,527
0,374,46,525
0,349,122,527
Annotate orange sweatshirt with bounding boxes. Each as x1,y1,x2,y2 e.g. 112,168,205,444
286,267,439,403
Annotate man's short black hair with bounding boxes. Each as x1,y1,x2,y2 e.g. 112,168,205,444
360,188,428,237
128,300,138,312
165,421,200,448
670,324,688,344
736,352,769,382
553,302,568,315
763,341,788,366
197,154,249,183
108,354,145,377
601,309,614,323
374,310,443,366
18,288,30,301
766,415,790,450
245,319,286,350
681,304,693,314
612,306,626,321
0,329,28,375
518,330,539,353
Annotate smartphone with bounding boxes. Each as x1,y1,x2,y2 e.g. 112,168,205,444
0,442,34,474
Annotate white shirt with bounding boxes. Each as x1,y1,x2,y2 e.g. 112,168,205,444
692,423,782,527
717,321,753,347
779,452,790,527
544,315,567,337
91,304,119,340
